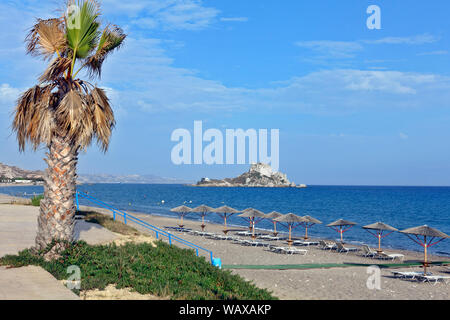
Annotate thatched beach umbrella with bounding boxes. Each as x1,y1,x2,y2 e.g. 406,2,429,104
400,225,449,274
300,215,322,240
191,205,214,231
363,222,398,253
170,205,192,228
266,211,283,236
327,219,357,242
274,213,305,246
212,206,241,234
239,208,266,240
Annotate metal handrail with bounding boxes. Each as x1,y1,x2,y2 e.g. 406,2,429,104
75,191,214,263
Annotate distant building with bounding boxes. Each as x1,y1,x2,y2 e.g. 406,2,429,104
14,179,33,184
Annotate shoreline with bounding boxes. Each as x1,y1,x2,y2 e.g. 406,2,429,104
1,200,449,299
79,205,450,300
116,208,450,259
79,204,450,262
0,183,42,187
0,191,447,259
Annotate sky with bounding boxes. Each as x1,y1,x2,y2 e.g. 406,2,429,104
1,0,450,186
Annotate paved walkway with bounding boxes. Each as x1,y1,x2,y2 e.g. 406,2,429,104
0,266,79,300
0,203,120,300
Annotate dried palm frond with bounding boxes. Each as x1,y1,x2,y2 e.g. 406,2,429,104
26,18,66,60
89,87,115,151
39,57,72,83
12,85,56,151
84,25,126,78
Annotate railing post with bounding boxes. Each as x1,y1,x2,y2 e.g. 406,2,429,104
210,252,213,264
75,192,79,211
196,248,199,257
169,234,172,245
112,210,116,221
123,211,127,224
155,231,159,239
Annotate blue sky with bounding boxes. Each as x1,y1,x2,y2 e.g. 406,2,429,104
1,0,450,185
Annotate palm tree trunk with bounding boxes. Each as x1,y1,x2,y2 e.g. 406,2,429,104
35,131,79,253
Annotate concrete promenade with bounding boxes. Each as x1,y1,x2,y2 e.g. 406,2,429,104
0,200,119,300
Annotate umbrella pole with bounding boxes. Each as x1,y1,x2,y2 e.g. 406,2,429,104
424,235,428,274
201,214,205,231
340,228,343,242
288,224,292,247
378,232,382,253
305,226,309,240
180,214,184,228
223,215,228,235
273,221,278,236
252,220,255,240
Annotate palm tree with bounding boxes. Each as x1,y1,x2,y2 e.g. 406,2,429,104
12,0,126,255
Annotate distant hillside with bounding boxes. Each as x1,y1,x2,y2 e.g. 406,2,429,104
77,173,191,184
0,162,190,184
0,162,44,180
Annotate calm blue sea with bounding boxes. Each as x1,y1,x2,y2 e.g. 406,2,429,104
1,184,449,256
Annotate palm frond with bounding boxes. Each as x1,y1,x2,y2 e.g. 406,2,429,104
89,87,115,151
84,25,126,78
55,85,95,149
12,85,56,151
39,57,72,83
26,18,66,60
65,0,101,59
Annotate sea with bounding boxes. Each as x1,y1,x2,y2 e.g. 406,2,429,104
1,184,449,256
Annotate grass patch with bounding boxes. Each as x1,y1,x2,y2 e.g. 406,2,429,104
78,210,140,236
31,195,44,207
0,240,276,300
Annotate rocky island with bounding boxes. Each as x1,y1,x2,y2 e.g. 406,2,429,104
194,163,306,188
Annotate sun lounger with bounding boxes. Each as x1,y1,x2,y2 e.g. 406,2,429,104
391,271,431,279
259,235,281,241
335,242,359,254
293,240,319,246
281,247,308,255
269,246,285,253
269,246,307,255
245,240,269,247
361,245,377,258
417,275,450,284
232,238,247,244
319,240,337,250
236,231,253,236
377,252,404,262
203,232,214,237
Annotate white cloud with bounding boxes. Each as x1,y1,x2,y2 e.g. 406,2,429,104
363,34,440,45
297,34,442,62
399,132,409,140
295,41,363,58
103,0,220,30
220,17,248,22
0,84,20,114
101,35,450,115
417,50,448,56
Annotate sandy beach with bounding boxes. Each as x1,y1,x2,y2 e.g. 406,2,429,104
1,193,449,300
78,205,450,300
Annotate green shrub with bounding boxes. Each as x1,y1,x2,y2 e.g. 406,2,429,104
31,195,44,206
0,240,276,300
